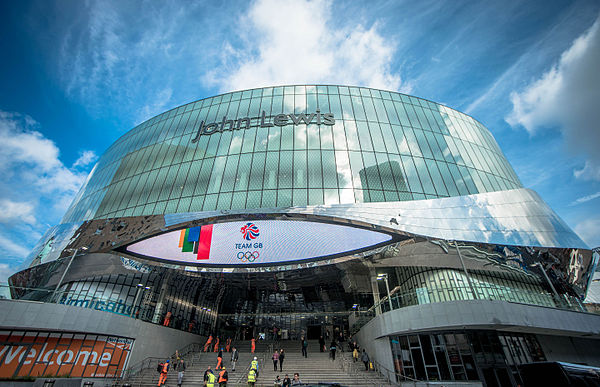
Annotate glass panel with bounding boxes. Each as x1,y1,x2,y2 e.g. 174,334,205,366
248,152,266,190
293,150,307,188
307,150,323,188
279,151,293,189
264,152,279,189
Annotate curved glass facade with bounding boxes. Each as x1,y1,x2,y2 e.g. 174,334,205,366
62,85,521,223
7,85,599,386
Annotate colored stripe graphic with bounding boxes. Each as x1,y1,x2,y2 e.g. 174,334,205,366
197,225,213,260
178,229,186,248
181,228,194,252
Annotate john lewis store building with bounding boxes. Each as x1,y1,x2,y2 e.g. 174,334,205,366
4,85,600,386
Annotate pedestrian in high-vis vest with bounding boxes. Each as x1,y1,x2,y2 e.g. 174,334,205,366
204,335,213,352
218,366,228,386
250,356,259,377
214,336,220,352
157,359,169,386
216,349,223,370
247,368,257,386
206,371,216,387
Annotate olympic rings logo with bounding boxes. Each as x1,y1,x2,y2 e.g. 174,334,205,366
237,251,260,262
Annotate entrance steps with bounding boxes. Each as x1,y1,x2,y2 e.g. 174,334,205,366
120,340,394,387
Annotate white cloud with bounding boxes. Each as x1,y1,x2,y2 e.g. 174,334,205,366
0,199,36,225
0,234,30,259
135,87,174,125
569,191,600,207
574,160,600,182
203,0,408,93
0,111,91,267
72,150,98,168
574,217,600,249
0,112,88,194
506,16,600,181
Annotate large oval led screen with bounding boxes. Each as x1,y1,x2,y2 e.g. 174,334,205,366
126,220,392,265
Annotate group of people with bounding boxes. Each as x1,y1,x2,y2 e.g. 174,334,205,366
271,348,286,371
273,372,302,386
156,357,187,387
203,335,234,353
158,333,372,387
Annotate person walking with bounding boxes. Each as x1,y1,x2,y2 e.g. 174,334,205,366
247,368,257,387
216,349,223,370
318,335,325,352
206,370,216,387
204,335,213,352
230,346,239,371
329,340,337,361
214,336,220,352
157,359,169,386
250,356,259,377
282,374,291,387
177,358,186,387
225,337,232,352
352,346,359,362
271,350,279,371
250,337,256,353
291,373,302,385
301,336,308,358
278,349,285,372
203,366,214,387
218,366,228,386
361,349,370,371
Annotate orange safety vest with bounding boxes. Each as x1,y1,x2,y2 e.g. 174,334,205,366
218,370,227,382
162,363,169,373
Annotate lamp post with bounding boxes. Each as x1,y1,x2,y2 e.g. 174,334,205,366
52,246,88,302
377,273,393,312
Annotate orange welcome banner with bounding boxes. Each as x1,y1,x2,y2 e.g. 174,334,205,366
0,333,134,378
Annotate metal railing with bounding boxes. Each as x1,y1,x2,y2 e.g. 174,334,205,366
350,284,589,334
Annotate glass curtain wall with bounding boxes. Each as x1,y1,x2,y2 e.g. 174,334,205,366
62,85,522,223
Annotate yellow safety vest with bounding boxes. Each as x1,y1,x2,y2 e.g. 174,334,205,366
248,369,256,382
251,360,258,370
207,372,216,387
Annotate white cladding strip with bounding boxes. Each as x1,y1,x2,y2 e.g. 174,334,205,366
164,188,588,249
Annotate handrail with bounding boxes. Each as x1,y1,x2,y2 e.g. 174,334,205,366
350,283,588,334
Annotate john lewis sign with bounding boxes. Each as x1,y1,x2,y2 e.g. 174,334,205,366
191,109,335,142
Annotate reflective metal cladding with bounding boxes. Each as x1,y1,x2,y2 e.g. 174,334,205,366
12,84,595,302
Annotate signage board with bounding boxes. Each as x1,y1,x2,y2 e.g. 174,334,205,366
125,220,392,266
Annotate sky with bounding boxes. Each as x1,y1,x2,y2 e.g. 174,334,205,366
0,0,599,293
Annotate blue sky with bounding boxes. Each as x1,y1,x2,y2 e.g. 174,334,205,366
0,0,599,290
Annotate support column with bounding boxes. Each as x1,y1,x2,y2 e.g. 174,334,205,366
153,271,172,324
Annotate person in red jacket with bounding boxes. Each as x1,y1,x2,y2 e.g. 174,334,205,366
157,359,169,386
250,337,256,353
218,366,228,386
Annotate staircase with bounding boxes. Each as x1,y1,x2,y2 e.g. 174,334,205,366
120,340,393,387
